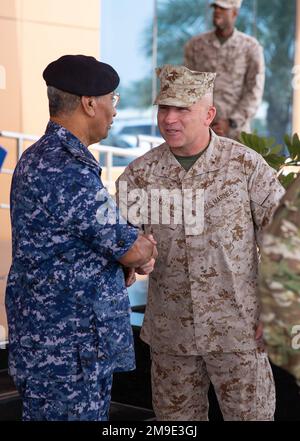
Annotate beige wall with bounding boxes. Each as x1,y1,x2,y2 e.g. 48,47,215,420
0,0,101,341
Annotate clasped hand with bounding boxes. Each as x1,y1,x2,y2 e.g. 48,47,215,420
124,234,158,287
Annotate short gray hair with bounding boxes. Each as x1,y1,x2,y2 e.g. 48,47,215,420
47,86,81,117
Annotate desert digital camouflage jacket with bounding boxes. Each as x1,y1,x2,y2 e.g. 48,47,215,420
117,130,284,355
184,29,265,140
259,174,300,381
5,121,138,388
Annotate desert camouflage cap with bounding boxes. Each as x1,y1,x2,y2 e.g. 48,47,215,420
154,65,216,107
210,0,242,9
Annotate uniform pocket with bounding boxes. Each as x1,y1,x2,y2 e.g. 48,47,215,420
92,294,134,359
207,205,243,235
255,351,276,421
18,337,79,382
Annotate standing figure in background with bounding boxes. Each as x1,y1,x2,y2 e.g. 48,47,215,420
184,0,265,140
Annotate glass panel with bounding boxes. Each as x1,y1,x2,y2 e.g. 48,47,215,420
238,0,296,141
102,0,296,144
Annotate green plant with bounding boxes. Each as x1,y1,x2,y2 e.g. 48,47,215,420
240,132,300,188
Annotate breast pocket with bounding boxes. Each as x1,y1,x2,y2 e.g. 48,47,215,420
207,204,246,245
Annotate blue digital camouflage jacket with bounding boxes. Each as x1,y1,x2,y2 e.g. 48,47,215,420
5,121,138,389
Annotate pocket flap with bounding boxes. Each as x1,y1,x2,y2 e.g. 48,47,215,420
93,293,131,321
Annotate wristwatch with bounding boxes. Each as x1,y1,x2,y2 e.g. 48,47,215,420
228,118,238,129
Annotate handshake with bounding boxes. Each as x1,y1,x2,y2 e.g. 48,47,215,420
119,233,158,287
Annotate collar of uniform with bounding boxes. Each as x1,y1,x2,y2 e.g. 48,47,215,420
153,144,187,182
211,27,239,48
185,129,222,177
45,120,101,173
153,129,221,180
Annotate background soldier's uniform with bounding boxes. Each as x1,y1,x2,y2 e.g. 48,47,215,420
5,121,138,421
260,174,300,384
118,130,283,420
184,29,265,140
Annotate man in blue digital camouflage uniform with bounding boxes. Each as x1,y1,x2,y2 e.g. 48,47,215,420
5,55,157,421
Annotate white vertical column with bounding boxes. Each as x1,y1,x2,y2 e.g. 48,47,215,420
0,65,6,90
151,0,158,138
293,0,300,135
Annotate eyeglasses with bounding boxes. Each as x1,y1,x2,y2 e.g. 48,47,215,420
112,92,120,108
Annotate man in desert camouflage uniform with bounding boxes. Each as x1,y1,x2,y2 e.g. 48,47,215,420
259,174,300,385
5,55,157,421
117,64,284,421
184,0,265,140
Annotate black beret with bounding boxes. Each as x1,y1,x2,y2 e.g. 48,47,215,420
43,54,120,96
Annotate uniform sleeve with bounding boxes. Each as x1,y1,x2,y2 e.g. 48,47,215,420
230,42,265,130
247,156,285,247
184,39,194,69
40,164,138,261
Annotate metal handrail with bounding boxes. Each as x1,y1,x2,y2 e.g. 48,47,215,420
0,130,39,142
0,130,159,209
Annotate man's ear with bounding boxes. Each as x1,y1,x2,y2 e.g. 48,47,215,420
232,7,239,21
81,96,96,117
206,106,217,127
